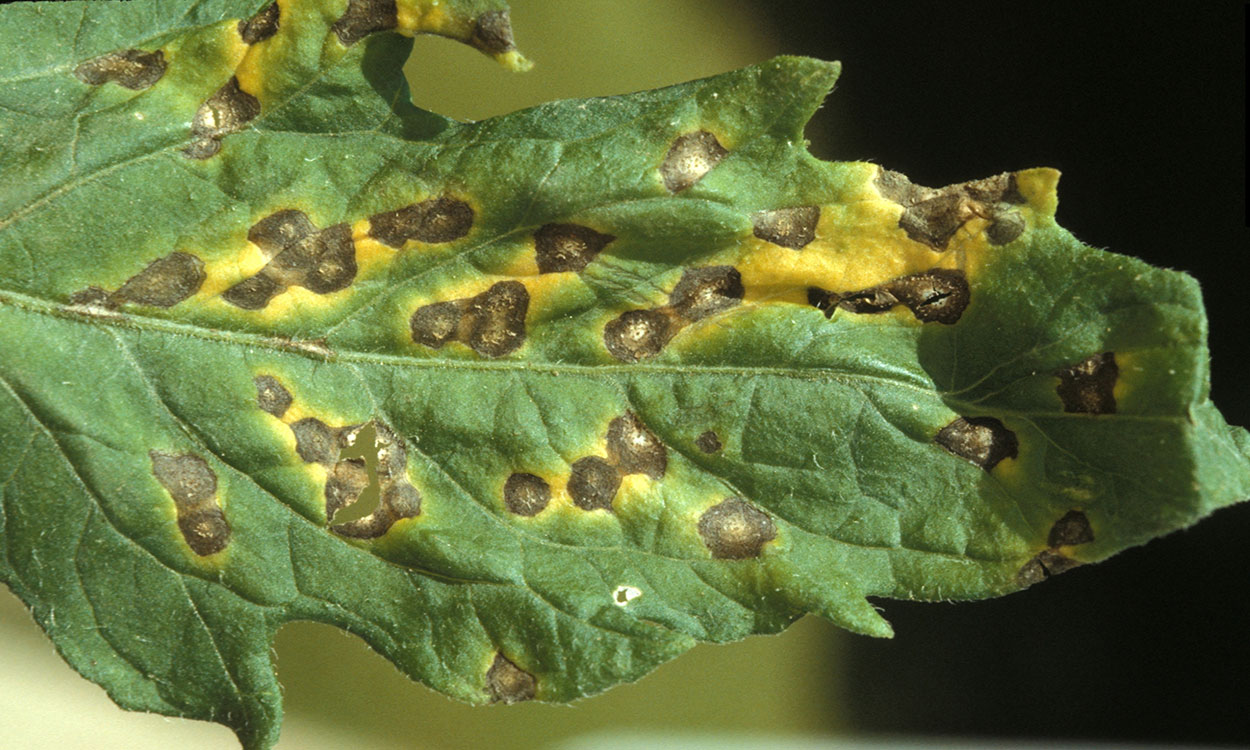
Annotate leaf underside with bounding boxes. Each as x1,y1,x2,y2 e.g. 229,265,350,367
1,1,1247,747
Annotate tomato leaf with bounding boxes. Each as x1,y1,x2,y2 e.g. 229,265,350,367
1,1,1246,747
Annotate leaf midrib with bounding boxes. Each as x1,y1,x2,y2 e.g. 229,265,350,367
0,286,1199,428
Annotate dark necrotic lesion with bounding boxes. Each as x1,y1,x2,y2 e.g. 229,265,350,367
238,2,280,44
604,266,744,362
149,450,231,556
1017,510,1096,586
603,309,676,362
695,430,722,453
290,417,341,465
466,281,530,358
697,497,776,559
809,268,970,325
751,206,820,249
1016,549,1081,587
605,412,667,479
503,473,550,516
331,0,399,45
71,252,205,309
1055,352,1117,414
74,48,167,90
184,77,261,159
486,653,536,703
668,266,744,322
250,375,424,537
113,252,206,307
935,415,1018,471
567,456,621,512
253,375,293,418
564,412,668,512
409,281,529,358
223,210,357,308
661,130,728,193
534,223,615,273
1048,510,1095,547
875,168,1027,250
410,300,466,349
368,197,474,247
470,10,518,54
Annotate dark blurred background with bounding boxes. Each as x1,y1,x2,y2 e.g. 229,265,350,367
752,2,1249,745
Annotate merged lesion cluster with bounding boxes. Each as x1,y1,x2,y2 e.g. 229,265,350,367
253,374,422,539
149,450,231,556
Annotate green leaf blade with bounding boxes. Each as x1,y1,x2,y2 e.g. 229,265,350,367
1,1,1247,747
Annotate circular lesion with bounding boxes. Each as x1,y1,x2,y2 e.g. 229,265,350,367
697,497,777,559
503,473,551,517
603,308,675,362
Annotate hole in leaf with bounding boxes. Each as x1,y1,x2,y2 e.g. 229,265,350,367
330,422,381,524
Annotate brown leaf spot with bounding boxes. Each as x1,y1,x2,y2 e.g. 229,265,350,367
253,375,292,418
503,473,550,516
290,418,340,466
248,209,317,255
874,169,930,206
1055,352,1118,415
184,77,260,159
876,168,1027,250
603,309,675,362
225,212,357,307
410,300,467,349
333,483,422,539
487,653,536,704
150,451,218,505
331,0,398,46
697,497,776,559
751,206,820,249
221,274,283,310
1048,510,1095,548
534,223,615,273
69,286,114,308
985,210,1026,245
567,456,621,512
605,412,666,479
75,253,205,310
150,451,230,556
113,252,205,308
299,224,357,294
661,130,727,193
828,286,899,316
962,173,1025,204
887,268,970,324
325,458,369,521
409,282,528,358
898,193,977,250
238,2,280,44
1016,549,1082,587
809,269,969,324
368,197,474,248
383,483,422,520
73,49,166,90
669,265,744,322
331,424,421,538
371,421,409,482
695,430,722,453
935,416,1018,471
466,281,529,358
470,10,517,55
177,507,231,556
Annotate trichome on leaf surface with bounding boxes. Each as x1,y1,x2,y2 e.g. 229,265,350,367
0,1,1247,747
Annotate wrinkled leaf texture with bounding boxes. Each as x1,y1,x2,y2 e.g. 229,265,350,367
0,1,1247,747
